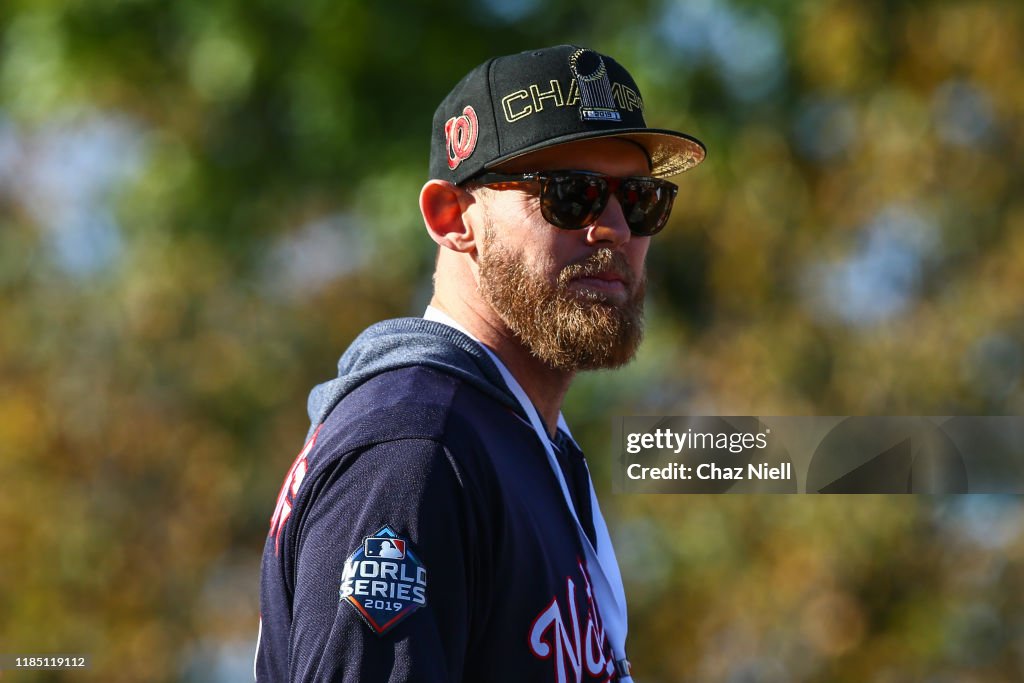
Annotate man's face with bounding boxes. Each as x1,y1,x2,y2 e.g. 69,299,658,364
474,138,653,372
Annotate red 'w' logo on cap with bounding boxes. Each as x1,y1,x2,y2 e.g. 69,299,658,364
445,105,478,170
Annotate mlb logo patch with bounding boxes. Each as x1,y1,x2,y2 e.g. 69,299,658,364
340,526,427,636
365,536,406,559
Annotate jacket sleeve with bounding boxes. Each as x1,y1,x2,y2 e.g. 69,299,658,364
285,437,478,682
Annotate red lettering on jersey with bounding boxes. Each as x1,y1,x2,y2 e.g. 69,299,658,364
269,425,322,555
529,561,614,682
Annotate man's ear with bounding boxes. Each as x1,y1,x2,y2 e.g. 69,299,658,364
419,180,478,253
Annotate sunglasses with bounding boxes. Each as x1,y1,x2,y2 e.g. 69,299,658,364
470,170,678,237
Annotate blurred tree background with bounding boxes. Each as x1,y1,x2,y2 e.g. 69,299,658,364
1,0,1023,680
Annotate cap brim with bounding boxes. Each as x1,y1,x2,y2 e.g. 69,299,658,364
484,128,706,178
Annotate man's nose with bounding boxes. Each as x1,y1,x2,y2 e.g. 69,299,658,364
584,195,633,248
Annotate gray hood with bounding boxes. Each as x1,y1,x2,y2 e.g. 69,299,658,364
306,317,520,437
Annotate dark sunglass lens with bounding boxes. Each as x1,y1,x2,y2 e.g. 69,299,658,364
541,173,608,229
619,179,676,236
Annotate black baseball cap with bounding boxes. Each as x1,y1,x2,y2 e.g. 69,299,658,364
429,45,706,185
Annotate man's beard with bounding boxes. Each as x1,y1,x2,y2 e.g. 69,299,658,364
478,229,646,372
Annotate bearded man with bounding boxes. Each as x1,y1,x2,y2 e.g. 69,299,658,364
257,45,704,682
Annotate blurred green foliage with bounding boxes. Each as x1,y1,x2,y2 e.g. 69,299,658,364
1,0,1023,681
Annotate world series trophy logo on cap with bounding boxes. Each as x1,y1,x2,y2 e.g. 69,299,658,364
569,48,621,122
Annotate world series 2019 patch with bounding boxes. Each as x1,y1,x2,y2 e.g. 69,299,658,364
339,526,428,635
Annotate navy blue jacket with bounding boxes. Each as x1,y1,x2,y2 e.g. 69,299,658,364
257,318,620,682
